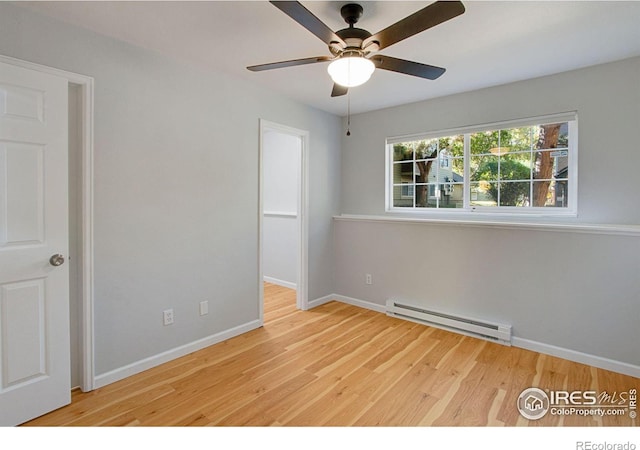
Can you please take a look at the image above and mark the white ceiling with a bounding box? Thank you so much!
[15,1,640,116]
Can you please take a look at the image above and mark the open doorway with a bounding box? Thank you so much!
[259,120,308,324]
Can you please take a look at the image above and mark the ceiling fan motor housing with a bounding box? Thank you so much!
[332,28,373,55]
[331,4,376,56]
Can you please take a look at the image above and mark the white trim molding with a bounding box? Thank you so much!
[307,294,336,310]
[321,293,640,378]
[259,119,310,316]
[333,294,386,314]
[94,319,262,389]
[512,337,640,379]
[334,214,640,237]
[263,276,297,290]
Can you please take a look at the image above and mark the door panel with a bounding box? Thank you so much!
[1,279,46,387]
[0,82,45,123]
[0,60,70,426]
[0,142,45,245]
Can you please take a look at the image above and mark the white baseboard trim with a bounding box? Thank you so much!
[307,294,335,309]
[94,319,262,389]
[332,293,640,378]
[93,296,639,390]
[333,294,386,314]
[512,337,640,379]
[263,276,297,290]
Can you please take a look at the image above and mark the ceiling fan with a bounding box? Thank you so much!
[247,1,465,97]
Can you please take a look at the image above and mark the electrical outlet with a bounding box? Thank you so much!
[163,309,174,326]
[199,300,209,316]
[365,274,373,285]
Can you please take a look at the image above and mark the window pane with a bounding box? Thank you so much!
[503,127,532,152]
[470,155,498,181]
[393,143,414,161]
[533,150,569,180]
[534,122,569,150]
[471,130,499,155]
[557,123,569,147]
[549,180,569,207]
[415,139,438,160]
[393,185,414,207]
[500,154,532,181]
[555,158,569,179]
[450,157,464,182]
[499,181,531,206]
[393,162,413,184]
[414,184,436,208]
[554,152,569,179]
[414,159,437,183]
[440,135,464,157]
[441,183,464,208]
[470,182,497,206]
[532,180,568,207]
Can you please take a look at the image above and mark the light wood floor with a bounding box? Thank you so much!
[24,283,638,426]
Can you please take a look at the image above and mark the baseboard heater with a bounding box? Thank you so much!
[386,299,512,346]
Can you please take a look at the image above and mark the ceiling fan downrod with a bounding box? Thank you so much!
[340,3,363,27]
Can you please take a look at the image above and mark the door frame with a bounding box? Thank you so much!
[258,119,309,322]
[0,55,96,392]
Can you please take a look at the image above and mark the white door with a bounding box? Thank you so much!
[0,61,70,426]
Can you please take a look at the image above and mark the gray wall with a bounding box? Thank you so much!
[337,57,640,368]
[0,3,341,376]
[263,130,300,287]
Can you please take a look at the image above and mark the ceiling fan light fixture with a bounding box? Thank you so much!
[327,55,375,87]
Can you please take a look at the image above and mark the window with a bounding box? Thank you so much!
[387,113,577,215]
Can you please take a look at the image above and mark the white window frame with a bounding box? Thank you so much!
[385,112,578,217]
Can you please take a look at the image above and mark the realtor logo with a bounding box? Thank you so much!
[517,387,550,420]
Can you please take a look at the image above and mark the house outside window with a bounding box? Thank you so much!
[387,112,577,216]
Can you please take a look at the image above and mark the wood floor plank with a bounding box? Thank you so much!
[214,370,318,426]
[431,362,499,426]
[311,366,382,426]
[273,338,394,424]
[23,283,639,427]
[353,356,440,426]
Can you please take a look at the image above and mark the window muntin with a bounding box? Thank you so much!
[388,115,576,215]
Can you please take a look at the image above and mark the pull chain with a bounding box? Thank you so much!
[346,90,351,136]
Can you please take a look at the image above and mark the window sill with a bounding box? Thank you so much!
[333,214,640,236]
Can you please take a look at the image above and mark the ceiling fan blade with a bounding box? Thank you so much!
[331,83,348,97]
[372,55,446,80]
[247,56,332,72]
[363,1,465,51]
[270,1,347,47]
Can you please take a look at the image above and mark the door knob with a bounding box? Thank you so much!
[49,254,65,267]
